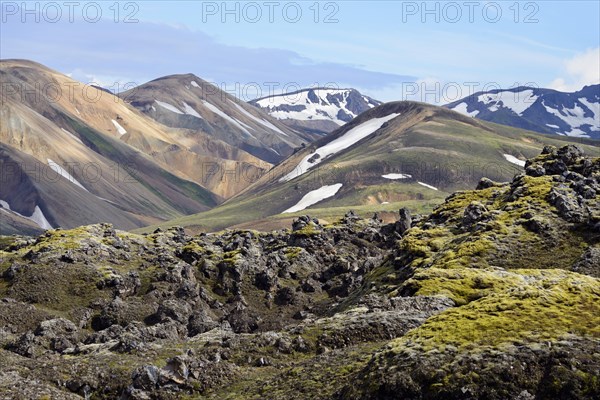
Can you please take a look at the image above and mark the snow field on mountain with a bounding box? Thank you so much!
[282,183,343,213]
[280,113,400,182]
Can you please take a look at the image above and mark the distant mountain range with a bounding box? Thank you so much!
[2,59,599,236]
[143,101,600,233]
[0,60,310,234]
[446,85,600,139]
[252,85,600,141]
[250,88,381,136]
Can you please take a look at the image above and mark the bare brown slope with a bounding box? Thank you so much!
[0,59,269,198]
[120,73,310,163]
[0,143,152,231]
[0,60,229,232]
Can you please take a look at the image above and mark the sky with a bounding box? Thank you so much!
[1,1,599,103]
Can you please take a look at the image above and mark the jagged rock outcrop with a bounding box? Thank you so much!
[340,145,600,399]
[0,210,424,398]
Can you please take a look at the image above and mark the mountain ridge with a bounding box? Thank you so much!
[120,73,311,164]
[446,84,600,139]
[140,100,600,234]
[1,60,249,233]
[250,87,382,136]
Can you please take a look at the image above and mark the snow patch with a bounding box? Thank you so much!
[191,81,200,88]
[542,100,598,137]
[477,90,538,116]
[280,113,400,182]
[61,128,83,145]
[417,181,438,191]
[47,159,88,191]
[452,102,479,117]
[156,100,184,114]
[182,102,203,119]
[503,154,526,167]
[0,199,53,230]
[579,98,600,122]
[201,100,255,138]
[382,173,412,180]
[111,119,127,135]
[282,184,343,214]
[548,98,599,136]
[545,124,559,129]
[257,89,365,125]
[29,206,54,230]
[229,100,288,136]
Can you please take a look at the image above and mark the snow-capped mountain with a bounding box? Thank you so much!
[160,101,600,233]
[446,85,600,139]
[250,88,382,136]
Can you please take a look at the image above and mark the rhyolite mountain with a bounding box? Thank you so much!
[1,60,318,235]
[0,144,598,399]
[0,59,227,235]
[119,74,311,164]
[250,88,382,136]
[145,101,600,233]
[446,84,600,139]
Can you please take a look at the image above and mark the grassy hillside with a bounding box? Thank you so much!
[138,101,600,233]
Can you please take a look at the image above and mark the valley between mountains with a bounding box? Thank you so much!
[2,59,599,237]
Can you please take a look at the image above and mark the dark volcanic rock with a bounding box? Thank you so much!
[7,318,79,357]
[462,201,489,227]
[395,208,412,235]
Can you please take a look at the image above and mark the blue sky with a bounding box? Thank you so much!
[1,1,599,102]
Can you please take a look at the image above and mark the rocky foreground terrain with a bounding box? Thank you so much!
[0,145,598,399]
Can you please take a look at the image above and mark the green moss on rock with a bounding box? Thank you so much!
[391,268,599,350]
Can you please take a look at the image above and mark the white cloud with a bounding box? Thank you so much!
[549,48,600,92]
[2,18,415,97]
